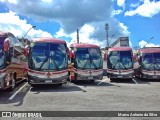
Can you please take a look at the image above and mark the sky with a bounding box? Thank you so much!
[0,0,160,48]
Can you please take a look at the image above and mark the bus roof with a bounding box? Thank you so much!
[108,47,132,51]
[31,37,66,44]
[70,43,99,48]
[140,47,160,54]
[0,31,8,36]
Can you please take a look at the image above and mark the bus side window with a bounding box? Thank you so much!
[3,40,11,65]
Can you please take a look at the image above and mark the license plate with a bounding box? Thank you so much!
[88,77,93,79]
[118,76,122,78]
[153,76,157,78]
[45,80,52,83]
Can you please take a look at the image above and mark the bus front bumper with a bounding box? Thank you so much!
[76,73,103,80]
[28,75,68,85]
[107,71,134,79]
[141,73,160,80]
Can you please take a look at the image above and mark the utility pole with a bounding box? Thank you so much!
[105,23,109,49]
[77,29,79,43]
[143,37,154,48]
[23,26,36,38]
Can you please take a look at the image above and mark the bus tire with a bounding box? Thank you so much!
[8,77,16,92]
[56,83,63,86]
[90,80,95,83]
[110,78,115,82]
[30,84,37,88]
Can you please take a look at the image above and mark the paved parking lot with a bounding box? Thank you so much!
[0,76,160,120]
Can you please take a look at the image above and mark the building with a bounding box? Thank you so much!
[110,37,130,47]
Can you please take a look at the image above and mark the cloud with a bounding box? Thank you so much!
[130,4,139,8]
[0,11,52,39]
[112,9,123,16]
[117,0,125,7]
[55,24,104,47]
[1,0,112,33]
[0,0,130,47]
[55,22,130,48]
[125,0,160,17]
[139,40,160,48]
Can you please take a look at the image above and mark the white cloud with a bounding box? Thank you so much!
[0,11,52,39]
[125,0,160,17]
[0,0,5,2]
[0,0,17,4]
[139,40,160,48]
[55,22,130,48]
[119,22,130,35]
[0,0,130,47]
[1,0,113,33]
[55,24,106,47]
[112,9,123,16]
[117,0,125,7]
[41,0,53,3]
[130,3,140,8]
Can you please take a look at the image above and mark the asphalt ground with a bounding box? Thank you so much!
[0,76,160,120]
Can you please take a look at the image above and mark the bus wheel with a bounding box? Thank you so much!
[56,83,63,86]
[30,84,37,88]
[9,78,16,91]
[110,78,115,82]
[90,80,95,83]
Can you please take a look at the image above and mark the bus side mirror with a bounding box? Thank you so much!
[23,45,29,56]
[103,52,107,61]
[69,50,75,59]
[69,50,75,63]
[133,53,137,62]
[3,40,9,52]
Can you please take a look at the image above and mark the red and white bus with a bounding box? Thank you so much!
[0,31,27,91]
[107,47,134,80]
[27,38,68,87]
[136,47,160,80]
[68,43,103,82]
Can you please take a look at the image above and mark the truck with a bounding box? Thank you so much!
[68,43,103,82]
[27,37,68,87]
[0,31,27,91]
[106,47,134,80]
[136,47,160,80]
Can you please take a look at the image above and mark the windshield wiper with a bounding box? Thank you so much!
[50,57,59,70]
[38,57,59,71]
[38,57,49,71]
[154,60,160,69]
[113,59,120,69]
[90,57,98,69]
[120,62,127,70]
[147,62,154,71]
[152,62,160,70]
[82,59,89,70]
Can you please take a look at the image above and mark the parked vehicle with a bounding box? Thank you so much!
[107,47,134,80]
[27,37,68,87]
[68,43,103,82]
[0,31,27,91]
[136,47,160,80]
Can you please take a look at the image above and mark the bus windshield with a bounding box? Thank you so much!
[141,53,160,70]
[75,48,102,69]
[108,51,133,70]
[29,42,68,71]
